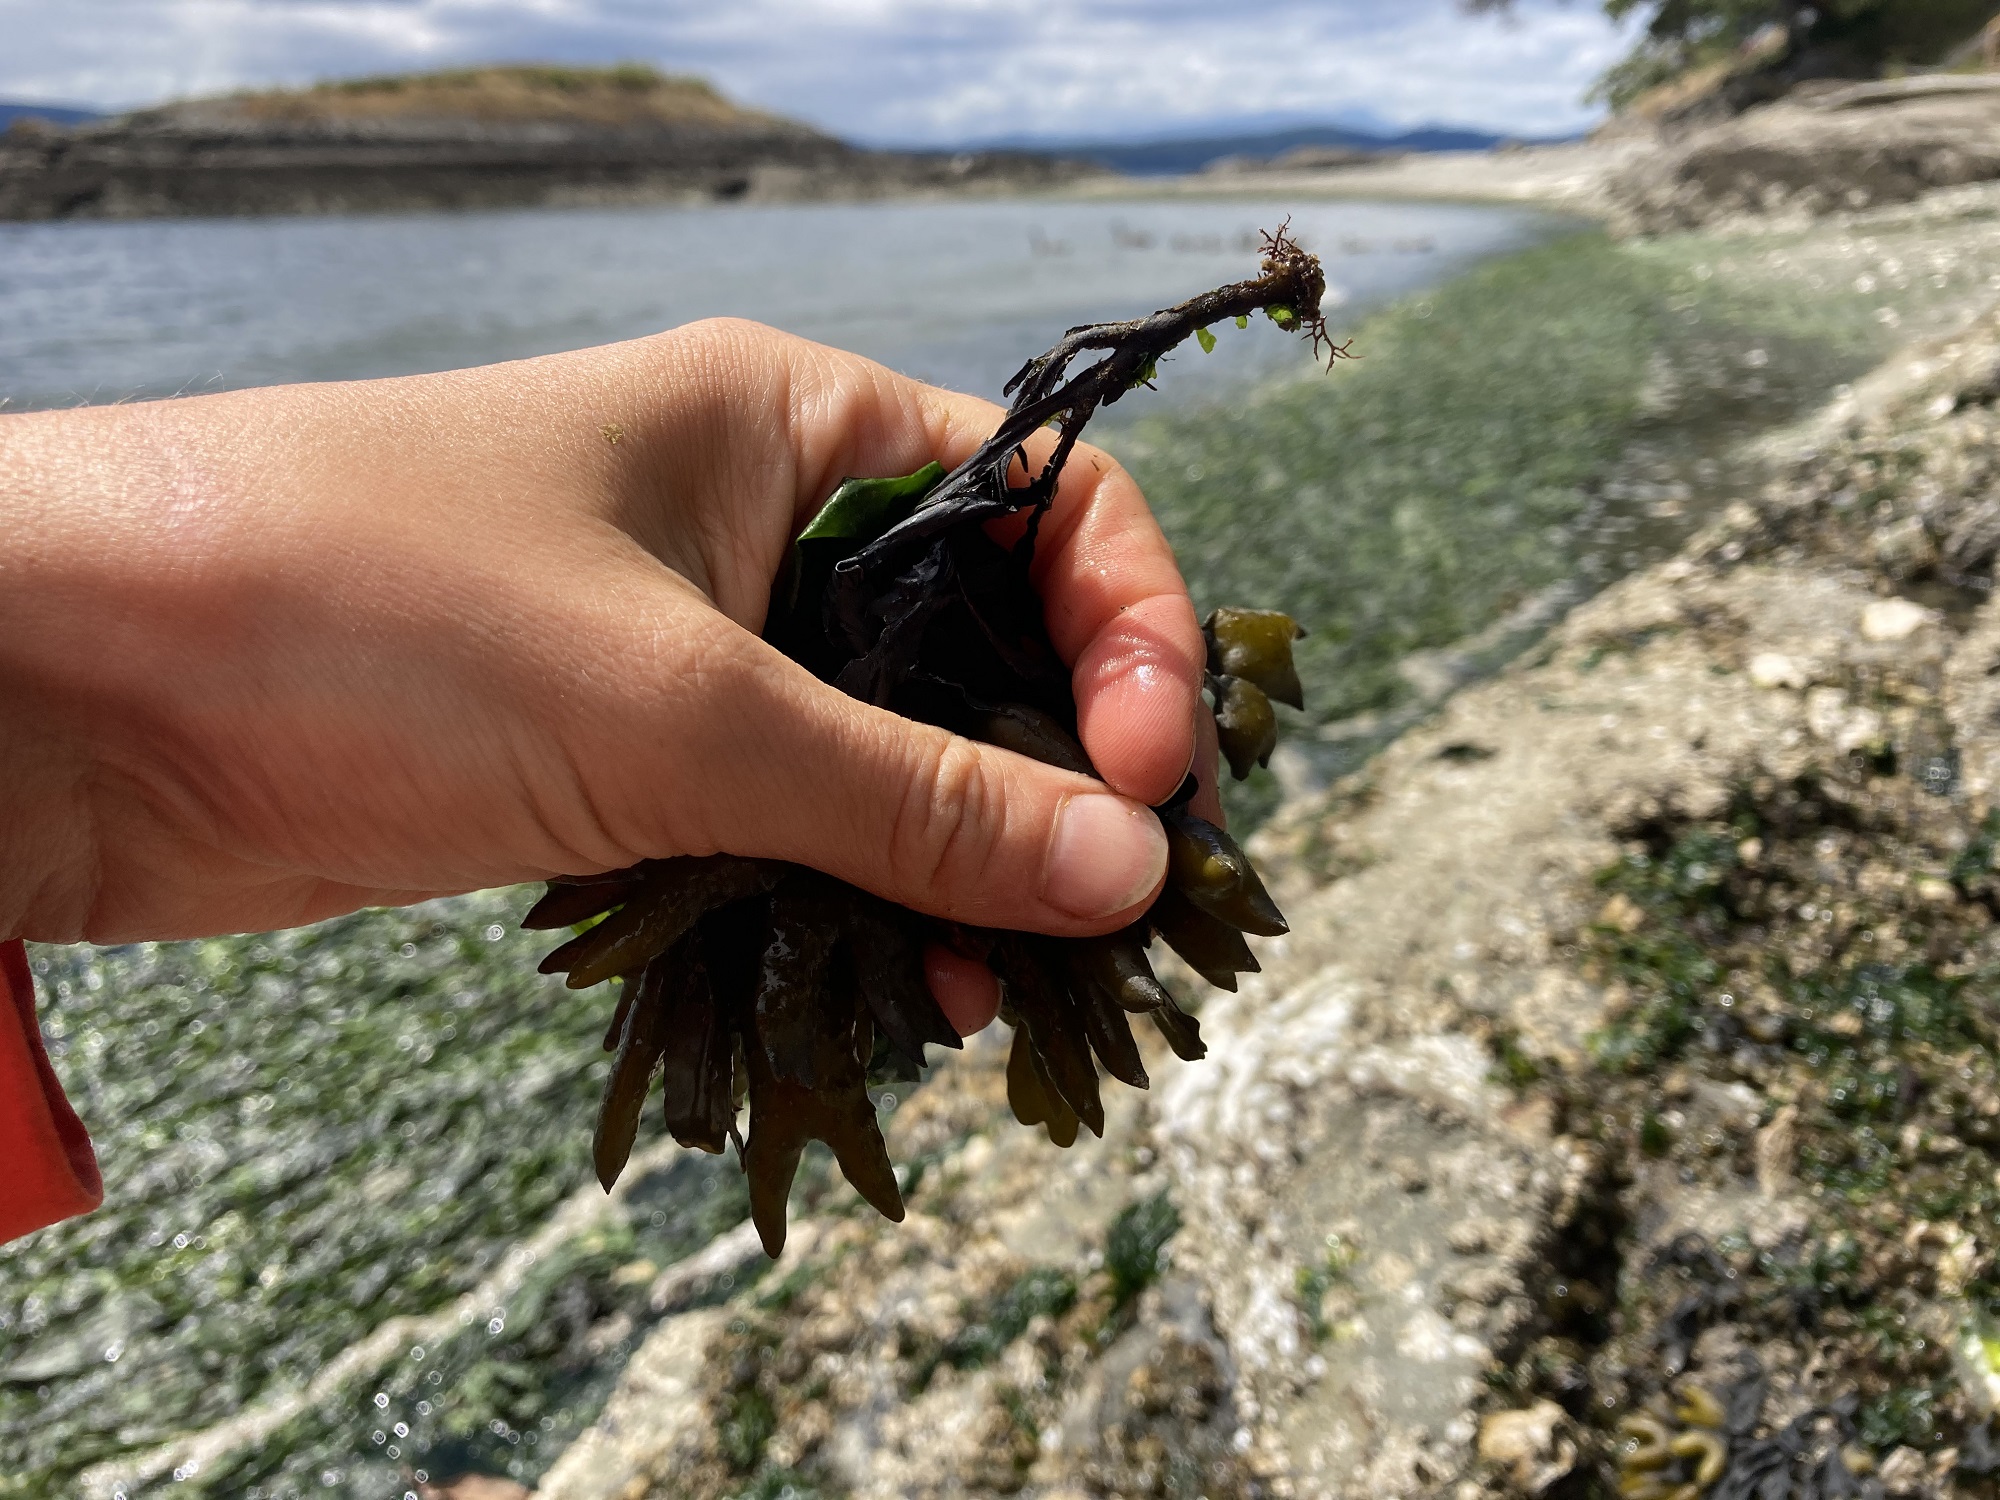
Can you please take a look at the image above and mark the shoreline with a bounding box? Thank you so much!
[1070,138,1642,219]
[0,117,1095,222]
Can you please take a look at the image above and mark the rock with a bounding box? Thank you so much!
[1607,85,2000,234]
[1755,1104,1798,1197]
[607,1259,656,1290]
[1748,651,1808,689]
[1877,1444,1931,1496]
[1446,1219,1495,1255]
[415,1477,531,1500]
[1477,1401,1572,1491]
[1598,892,1646,933]
[1443,1266,1515,1307]
[1862,598,1936,643]
[1126,1328,1226,1420]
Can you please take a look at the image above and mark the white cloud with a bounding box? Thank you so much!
[0,0,1636,143]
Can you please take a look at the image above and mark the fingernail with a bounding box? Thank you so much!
[1043,794,1167,920]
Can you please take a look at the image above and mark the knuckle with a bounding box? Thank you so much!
[888,736,1007,903]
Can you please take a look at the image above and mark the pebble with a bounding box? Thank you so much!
[1477,1400,1566,1477]
[1860,598,1933,642]
[1748,651,1808,689]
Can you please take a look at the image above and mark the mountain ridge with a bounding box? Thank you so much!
[0,102,101,131]
[941,122,1562,176]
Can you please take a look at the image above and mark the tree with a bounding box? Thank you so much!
[1467,0,2000,109]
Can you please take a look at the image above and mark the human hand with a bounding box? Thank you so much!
[0,319,1220,1031]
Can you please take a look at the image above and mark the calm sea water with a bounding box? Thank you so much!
[0,195,1563,414]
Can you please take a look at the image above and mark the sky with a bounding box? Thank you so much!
[0,0,1638,146]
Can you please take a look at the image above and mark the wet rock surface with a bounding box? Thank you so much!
[533,234,2000,1498]
[1608,77,2000,236]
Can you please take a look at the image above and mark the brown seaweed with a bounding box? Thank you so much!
[524,228,1334,1253]
[655,933,737,1155]
[1006,1023,1081,1148]
[741,952,902,1256]
[1075,974,1150,1090]
[1147,885,1259,990]
[538,855,778,990]
[751,874,843,1087]
[845,894,962,1067]
[1149,998,1208,1062]
[1205,607,1306,710]
[990,934,1106,1137]
[593,954,675,1190]
[1160,806,1288,937]
[1212,672,1279,780]
[1068,929,1172,1014]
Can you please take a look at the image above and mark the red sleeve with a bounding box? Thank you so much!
[0,938,103,1243]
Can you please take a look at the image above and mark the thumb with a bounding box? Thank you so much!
[651,632,1168,935]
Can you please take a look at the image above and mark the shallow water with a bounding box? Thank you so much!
[0,195,1562,413]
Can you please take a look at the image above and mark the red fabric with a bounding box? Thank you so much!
[0,938,102,1243]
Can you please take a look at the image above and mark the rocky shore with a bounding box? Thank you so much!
[1134,73,2000,243]
[0,118,1086,221]
[493,229,2000,1500]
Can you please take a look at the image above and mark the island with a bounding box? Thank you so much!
[0,64,1092,221]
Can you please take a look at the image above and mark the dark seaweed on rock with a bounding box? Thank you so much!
[530,228,1334,1254]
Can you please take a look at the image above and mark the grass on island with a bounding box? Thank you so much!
[144,64,789,132]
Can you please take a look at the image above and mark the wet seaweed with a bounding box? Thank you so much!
[528,229,1334,1254]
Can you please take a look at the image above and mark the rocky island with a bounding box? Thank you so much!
[0,65,1092,221]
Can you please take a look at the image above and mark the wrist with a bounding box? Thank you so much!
[0,402,216,940]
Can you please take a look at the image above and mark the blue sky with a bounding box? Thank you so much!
[1,0,1636,145]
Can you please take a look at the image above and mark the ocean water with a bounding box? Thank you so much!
[0,195,1563,414]
[0,193,1571,1500]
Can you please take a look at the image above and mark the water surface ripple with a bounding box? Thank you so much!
[0,196,1562,413]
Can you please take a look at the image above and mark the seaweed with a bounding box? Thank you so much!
[528,228,1336,1254]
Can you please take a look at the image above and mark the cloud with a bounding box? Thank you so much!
[0,0,1635,143]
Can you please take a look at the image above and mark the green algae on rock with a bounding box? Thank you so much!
[532,230,1331,1257]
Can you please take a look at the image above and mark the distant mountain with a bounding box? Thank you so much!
[0,102,101,131]
[968,123,1538,177]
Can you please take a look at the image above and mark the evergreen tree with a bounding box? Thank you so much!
[1468,0,1998,108]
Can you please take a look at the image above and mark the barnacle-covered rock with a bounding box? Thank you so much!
[527,229,1336,1254]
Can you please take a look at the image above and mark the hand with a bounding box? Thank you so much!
[0,319,1215,1031]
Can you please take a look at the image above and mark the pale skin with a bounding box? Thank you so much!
[0,317,1226,1036]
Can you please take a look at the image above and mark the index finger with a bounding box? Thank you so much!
[1013,438,1205,806]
